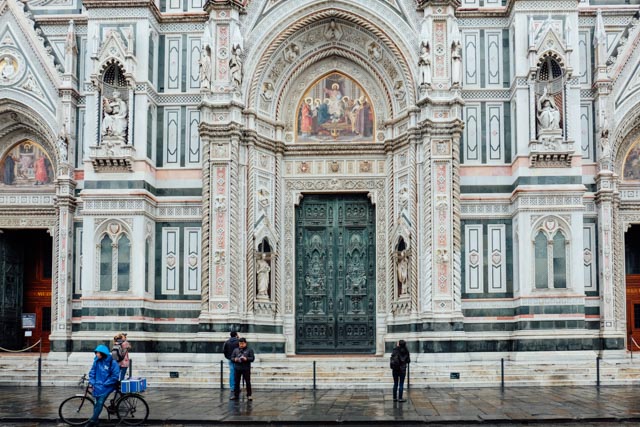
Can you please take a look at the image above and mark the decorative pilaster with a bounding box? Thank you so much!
[199,116,243,320]
[595,168,620,334]
[50,171,77,342]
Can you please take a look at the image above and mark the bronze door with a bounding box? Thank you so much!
[295,194,376,354]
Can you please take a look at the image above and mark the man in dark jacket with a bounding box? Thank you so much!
[222,331,239,396]
[87,344,120,426]
[390,340,411,402]
[230,338,255,401]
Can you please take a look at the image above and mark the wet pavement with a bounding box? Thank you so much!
[1,385,640,425]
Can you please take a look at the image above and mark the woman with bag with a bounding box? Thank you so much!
[111,332,131,380]
[390,340,410,402]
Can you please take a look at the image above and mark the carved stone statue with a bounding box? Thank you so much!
[283,43,300,63]
[397,250,408,296]
[537,88,561,132]
[368,42,382,61]
[57,124,69,163]
[261,82,274,101]
[101,91,128,139]
[256,254,271,299]
[324,19,343,41]
[418,41,431,87]
[65,20,77,53]
[229,44,243,88]
[199,46,212,90]
[451,40,462,87]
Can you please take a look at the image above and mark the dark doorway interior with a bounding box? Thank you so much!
[0,229,52,352]
[625,225,640,351]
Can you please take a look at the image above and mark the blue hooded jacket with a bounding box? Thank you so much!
[89,344,120,397]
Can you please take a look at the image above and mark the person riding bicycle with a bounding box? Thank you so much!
[87,344,120,426]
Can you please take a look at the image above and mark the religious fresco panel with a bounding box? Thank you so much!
[296,73,375,143]
[1,140,54,187]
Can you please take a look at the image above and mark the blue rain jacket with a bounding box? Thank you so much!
[89,344,120,397]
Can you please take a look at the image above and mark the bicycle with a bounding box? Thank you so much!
[58,374,149,426]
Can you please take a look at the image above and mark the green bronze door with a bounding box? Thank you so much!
[295,194,376,354]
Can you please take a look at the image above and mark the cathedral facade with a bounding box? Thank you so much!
[2,0,640,383]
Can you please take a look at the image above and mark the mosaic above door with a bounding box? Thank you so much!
[296,72,375,143]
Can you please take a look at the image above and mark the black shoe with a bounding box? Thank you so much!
[398,399,407,402]
[230,396,239,400]
[247,396,252,401]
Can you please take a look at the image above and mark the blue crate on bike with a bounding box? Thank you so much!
[120,377,147,393]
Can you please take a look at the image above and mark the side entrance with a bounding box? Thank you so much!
[295,194,376,354]
[0,230,52,352]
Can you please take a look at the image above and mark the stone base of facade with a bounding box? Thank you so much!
[1,350,638,388]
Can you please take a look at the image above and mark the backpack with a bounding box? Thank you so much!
[389,351,400,370]
[112,345,124,362]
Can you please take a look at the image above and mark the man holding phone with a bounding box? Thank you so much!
[229,338,255,401]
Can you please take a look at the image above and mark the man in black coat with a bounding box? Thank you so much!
[222,331,239,397]
[230,338,255,401]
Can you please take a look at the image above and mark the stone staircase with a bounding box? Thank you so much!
[2,352,640,389]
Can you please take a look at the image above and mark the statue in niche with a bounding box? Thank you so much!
[451,40,462,87]
[57,124,69,164]
[397,250,408,296]
[256,254,271,299]
[537,88,561,132]
[101,91,128,138]
[65,20,76,53]
[198,45,212,90]
[418,41,431,87]
[229,44,243,88]
[324,20,343,41]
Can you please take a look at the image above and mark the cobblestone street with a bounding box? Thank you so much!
[2,385,640,425]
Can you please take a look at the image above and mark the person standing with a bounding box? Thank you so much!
[223,331,239,397]
[230,338,255,401]
[390,340,411,402]
[111,332,131,380]
[87,344,120,427]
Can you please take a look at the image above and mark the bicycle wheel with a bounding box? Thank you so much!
[116,394,149,425]
[59,395,95,426]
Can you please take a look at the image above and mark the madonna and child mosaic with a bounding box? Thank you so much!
[1,141,54,187]
[296,73,374,142]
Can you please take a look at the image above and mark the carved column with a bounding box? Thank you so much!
[596,168,622,336]
[50,171,77,347]
[199,120,243,321]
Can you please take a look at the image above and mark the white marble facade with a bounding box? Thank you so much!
[0,0,639,363]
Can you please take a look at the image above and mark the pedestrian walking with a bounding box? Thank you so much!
[230,337,255,401]
[390,340,410,402]
[223,331,239,397]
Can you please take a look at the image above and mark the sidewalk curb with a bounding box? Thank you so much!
[3,417,640,425]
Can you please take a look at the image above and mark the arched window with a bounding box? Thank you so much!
[97,223,131,292]
[534,231,548,289]
[534,224,568,290]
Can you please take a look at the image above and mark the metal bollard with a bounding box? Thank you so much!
[37,339,42,388]
[128,358,133,379]
[501,358,504,389]
[313,361,316,390]
[407,362,410,390]
[220,360,224,389]
[596,357,601,388]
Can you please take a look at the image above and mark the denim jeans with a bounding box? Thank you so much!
[91,392,110,423]
[392,369,406,400]
[228,360,236,391]
[119,367,128,381]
